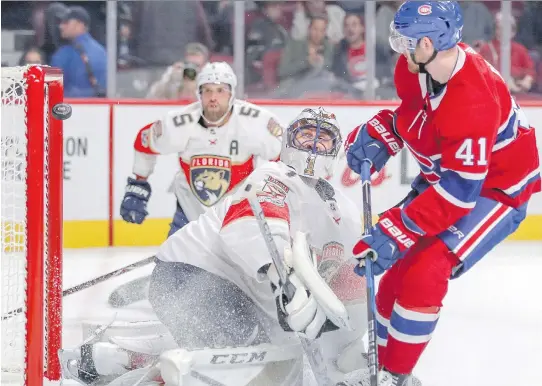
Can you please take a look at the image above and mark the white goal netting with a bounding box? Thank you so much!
[2,68,30,384]
[1,66,52,385]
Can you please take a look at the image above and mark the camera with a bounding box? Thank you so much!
[183,62,198,80]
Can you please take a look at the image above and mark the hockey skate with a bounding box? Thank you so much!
[59,318,118,385]
[59,319,175,385]
[337,368,422,386]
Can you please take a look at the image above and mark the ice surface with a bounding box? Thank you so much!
[7,242,540,386]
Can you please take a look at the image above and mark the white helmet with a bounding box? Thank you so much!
[280,108,343,180]
[196,62,237,126]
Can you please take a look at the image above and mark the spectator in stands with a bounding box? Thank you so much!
[291,0,345,44]
[459,1,494,49]
[245,1,288,85]
[204,0,235,54]
[516,2,542,53]
[332,13,390,95]
[332,14,367,87]
[277,14,334,96]
[336,1,364,14]
[132,1,214,66]
[375,2,402,50]
[117,13,138,69]
[147,43,209,100]
[3,46,45,98]
[19,46,45,65]
[516,2,542,93]
[478,12,536,94]
[51,6,106,97]
[40,2,70,64]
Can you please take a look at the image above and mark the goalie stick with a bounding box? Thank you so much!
[1,256,156,320]
[244,183,332,386]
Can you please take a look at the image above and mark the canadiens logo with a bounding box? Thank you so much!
[189,155,232,207]
[418,4,432,15]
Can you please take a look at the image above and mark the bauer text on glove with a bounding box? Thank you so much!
[353,208,425,276]
[345,110,403,174]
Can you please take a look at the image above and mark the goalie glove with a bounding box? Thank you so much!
[264,231,352,340]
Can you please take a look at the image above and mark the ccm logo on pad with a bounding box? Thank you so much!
[380,218,415,248]
[368,118,402,155]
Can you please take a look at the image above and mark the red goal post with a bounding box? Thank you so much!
[1,66,64,385]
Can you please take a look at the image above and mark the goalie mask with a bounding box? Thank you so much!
[280,108,342,179]
[196,62,238,126]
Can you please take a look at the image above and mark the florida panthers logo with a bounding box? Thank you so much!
[189,155,232,206]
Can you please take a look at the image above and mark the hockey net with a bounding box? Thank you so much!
[1,66,64,385]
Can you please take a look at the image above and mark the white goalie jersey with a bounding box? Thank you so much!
[132,100,284,220]
[157,161,366,319]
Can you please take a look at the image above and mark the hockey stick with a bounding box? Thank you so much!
[244,184,332,386]
[360,162,379,386]
[1,256,156,320]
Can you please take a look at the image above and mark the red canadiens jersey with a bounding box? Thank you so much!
[392,43,540,236]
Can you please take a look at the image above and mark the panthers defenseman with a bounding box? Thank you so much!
[59,108,370,386]
[111,62,284,307]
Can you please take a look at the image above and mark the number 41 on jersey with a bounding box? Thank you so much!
[455,138,488,166]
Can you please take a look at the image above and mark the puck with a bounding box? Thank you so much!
[52,103,72,120]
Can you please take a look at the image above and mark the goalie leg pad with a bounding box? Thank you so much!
[92,342,131,376]
[159,342,304,386]
[149,261,272,349]
[82,320,170,343]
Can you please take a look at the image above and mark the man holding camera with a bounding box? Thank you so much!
[147,42,209,100]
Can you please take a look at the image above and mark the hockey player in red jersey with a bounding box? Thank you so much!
[342,2,541,385]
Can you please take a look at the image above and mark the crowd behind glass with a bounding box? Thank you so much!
[2,0,541,100]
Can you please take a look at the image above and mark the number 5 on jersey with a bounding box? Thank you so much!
[455,138,488,166]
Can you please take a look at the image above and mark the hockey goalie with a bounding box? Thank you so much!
[60,108,370,386]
